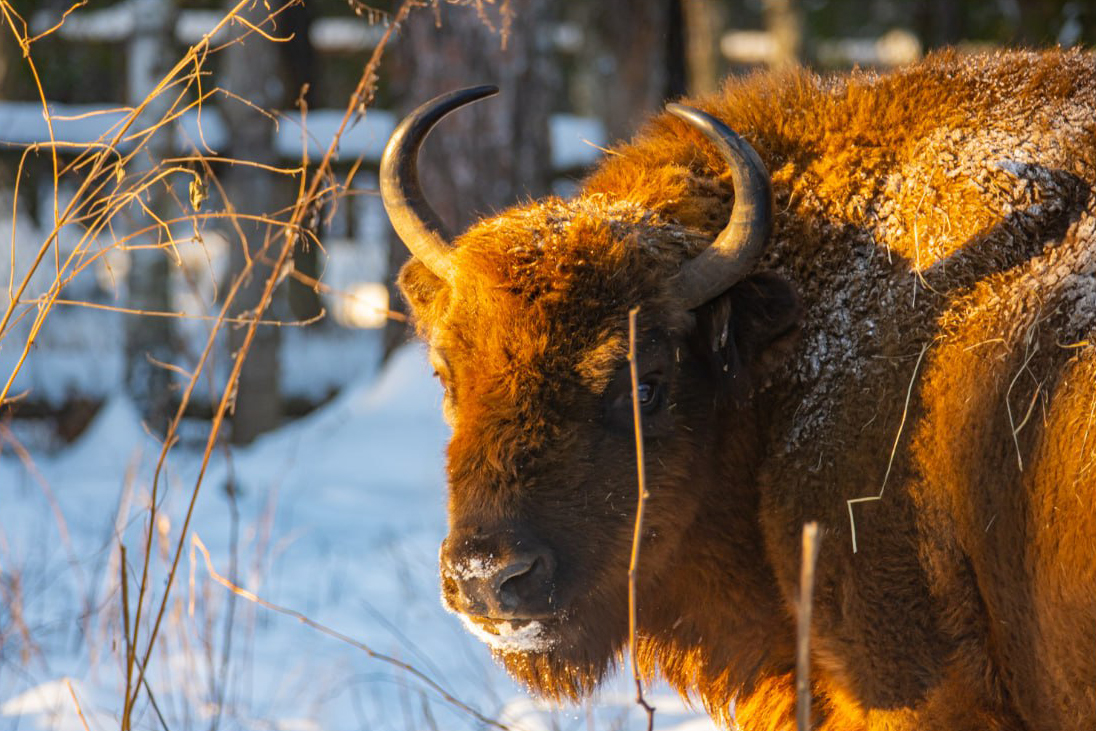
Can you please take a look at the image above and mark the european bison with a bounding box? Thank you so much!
[380,49,1096,730]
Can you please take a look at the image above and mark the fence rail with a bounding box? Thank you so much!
[31,3,386,51]
[721,28,923,67]
[0,103,607,171]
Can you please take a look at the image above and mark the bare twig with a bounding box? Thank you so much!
[39,298,324,326]
[191,533,511,731]
[127,3,422,722]
[0,0,259,406]
[27,0,87,44]
[64,678,92,731]
[119,543,134,724]
[626,306,656,731]
[2,3,514,729]
[796,522,821,731]
[846,342,929,553]
[1005,323,1043,473]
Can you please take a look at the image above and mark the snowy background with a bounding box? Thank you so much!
[0,336,716,731]
[0,6,711,724]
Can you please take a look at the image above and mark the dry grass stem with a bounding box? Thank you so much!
[796,522,821,731]
[0,0,258,391]
[1005,323,1044,473]
[1,1,517,728]
[190,533,511,731]
[41,298,324,326]
[627,306,656,731]
[123,4,422,724]
[846,341,929,553]
[64,678,92,731]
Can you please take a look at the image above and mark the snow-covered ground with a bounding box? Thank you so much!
[0,343,716,731]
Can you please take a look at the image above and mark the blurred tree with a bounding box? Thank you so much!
[218,0,287,444]
[381,0,561,359]
[124,0,178,433]
[572,0,686,143]
[763,0,804,68]
[914,0,965,48]
[0,4,21,212]
[279,0,325,324]
[0,14,12,95]
[683,0,726,96]
[1013,0,1092,46]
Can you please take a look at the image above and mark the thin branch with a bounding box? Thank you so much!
[796,522,821,731]
[127,2,422,719]
[846,341,929,553]
[626,306,656,731]
[64,678,92,731]
[27,0,87,44]
[191,533,511,731]
[41,298,324,326]
[119,543,134,723]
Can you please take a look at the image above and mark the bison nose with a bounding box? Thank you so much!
[442,549,556,619]
[495,553,553,612]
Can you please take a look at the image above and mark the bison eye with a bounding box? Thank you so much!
[637,380,663,414]
[605,368,668,430]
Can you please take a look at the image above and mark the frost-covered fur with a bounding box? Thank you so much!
[399,49,1096,730]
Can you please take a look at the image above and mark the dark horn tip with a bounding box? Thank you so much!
[461,84,501,98]
[665,103,721,141]
[383,85,500,169]
[380,85,500,283]
[406,85,500,129]
[663,103,774,309]
[665,103,770,177]
[665,102,708,129]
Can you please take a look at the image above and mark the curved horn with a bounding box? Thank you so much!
[665,104,773,309]
[380,85,499,283]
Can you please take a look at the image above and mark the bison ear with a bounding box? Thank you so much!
[398,258,449,335]
[693,272,800,396]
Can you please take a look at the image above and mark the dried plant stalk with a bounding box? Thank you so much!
[796,521,821,731]
[627,306,656,731]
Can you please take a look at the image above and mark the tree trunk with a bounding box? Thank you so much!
[123,0,177,433]
[762,0,804,69]
[279,1,324,324]
[683,0,724,97]
[913,0,964,50]
[219,0,285,444]
[576,0,686,144]
[382,0,560,359]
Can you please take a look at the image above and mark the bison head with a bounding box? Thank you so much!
[381,87,799,699]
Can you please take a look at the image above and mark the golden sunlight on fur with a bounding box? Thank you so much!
[394,49,1095,730]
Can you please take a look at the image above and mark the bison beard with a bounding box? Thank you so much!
[382,49,1096,731]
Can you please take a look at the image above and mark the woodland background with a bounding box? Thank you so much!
[3,0,1094,442]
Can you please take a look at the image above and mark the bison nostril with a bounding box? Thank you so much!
[443,543,556,618]
[496,555,551,611]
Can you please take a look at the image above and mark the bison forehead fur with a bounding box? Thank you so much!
[394,49,1096,730]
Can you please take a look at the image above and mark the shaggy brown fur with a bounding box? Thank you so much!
[398,49,1096,730]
